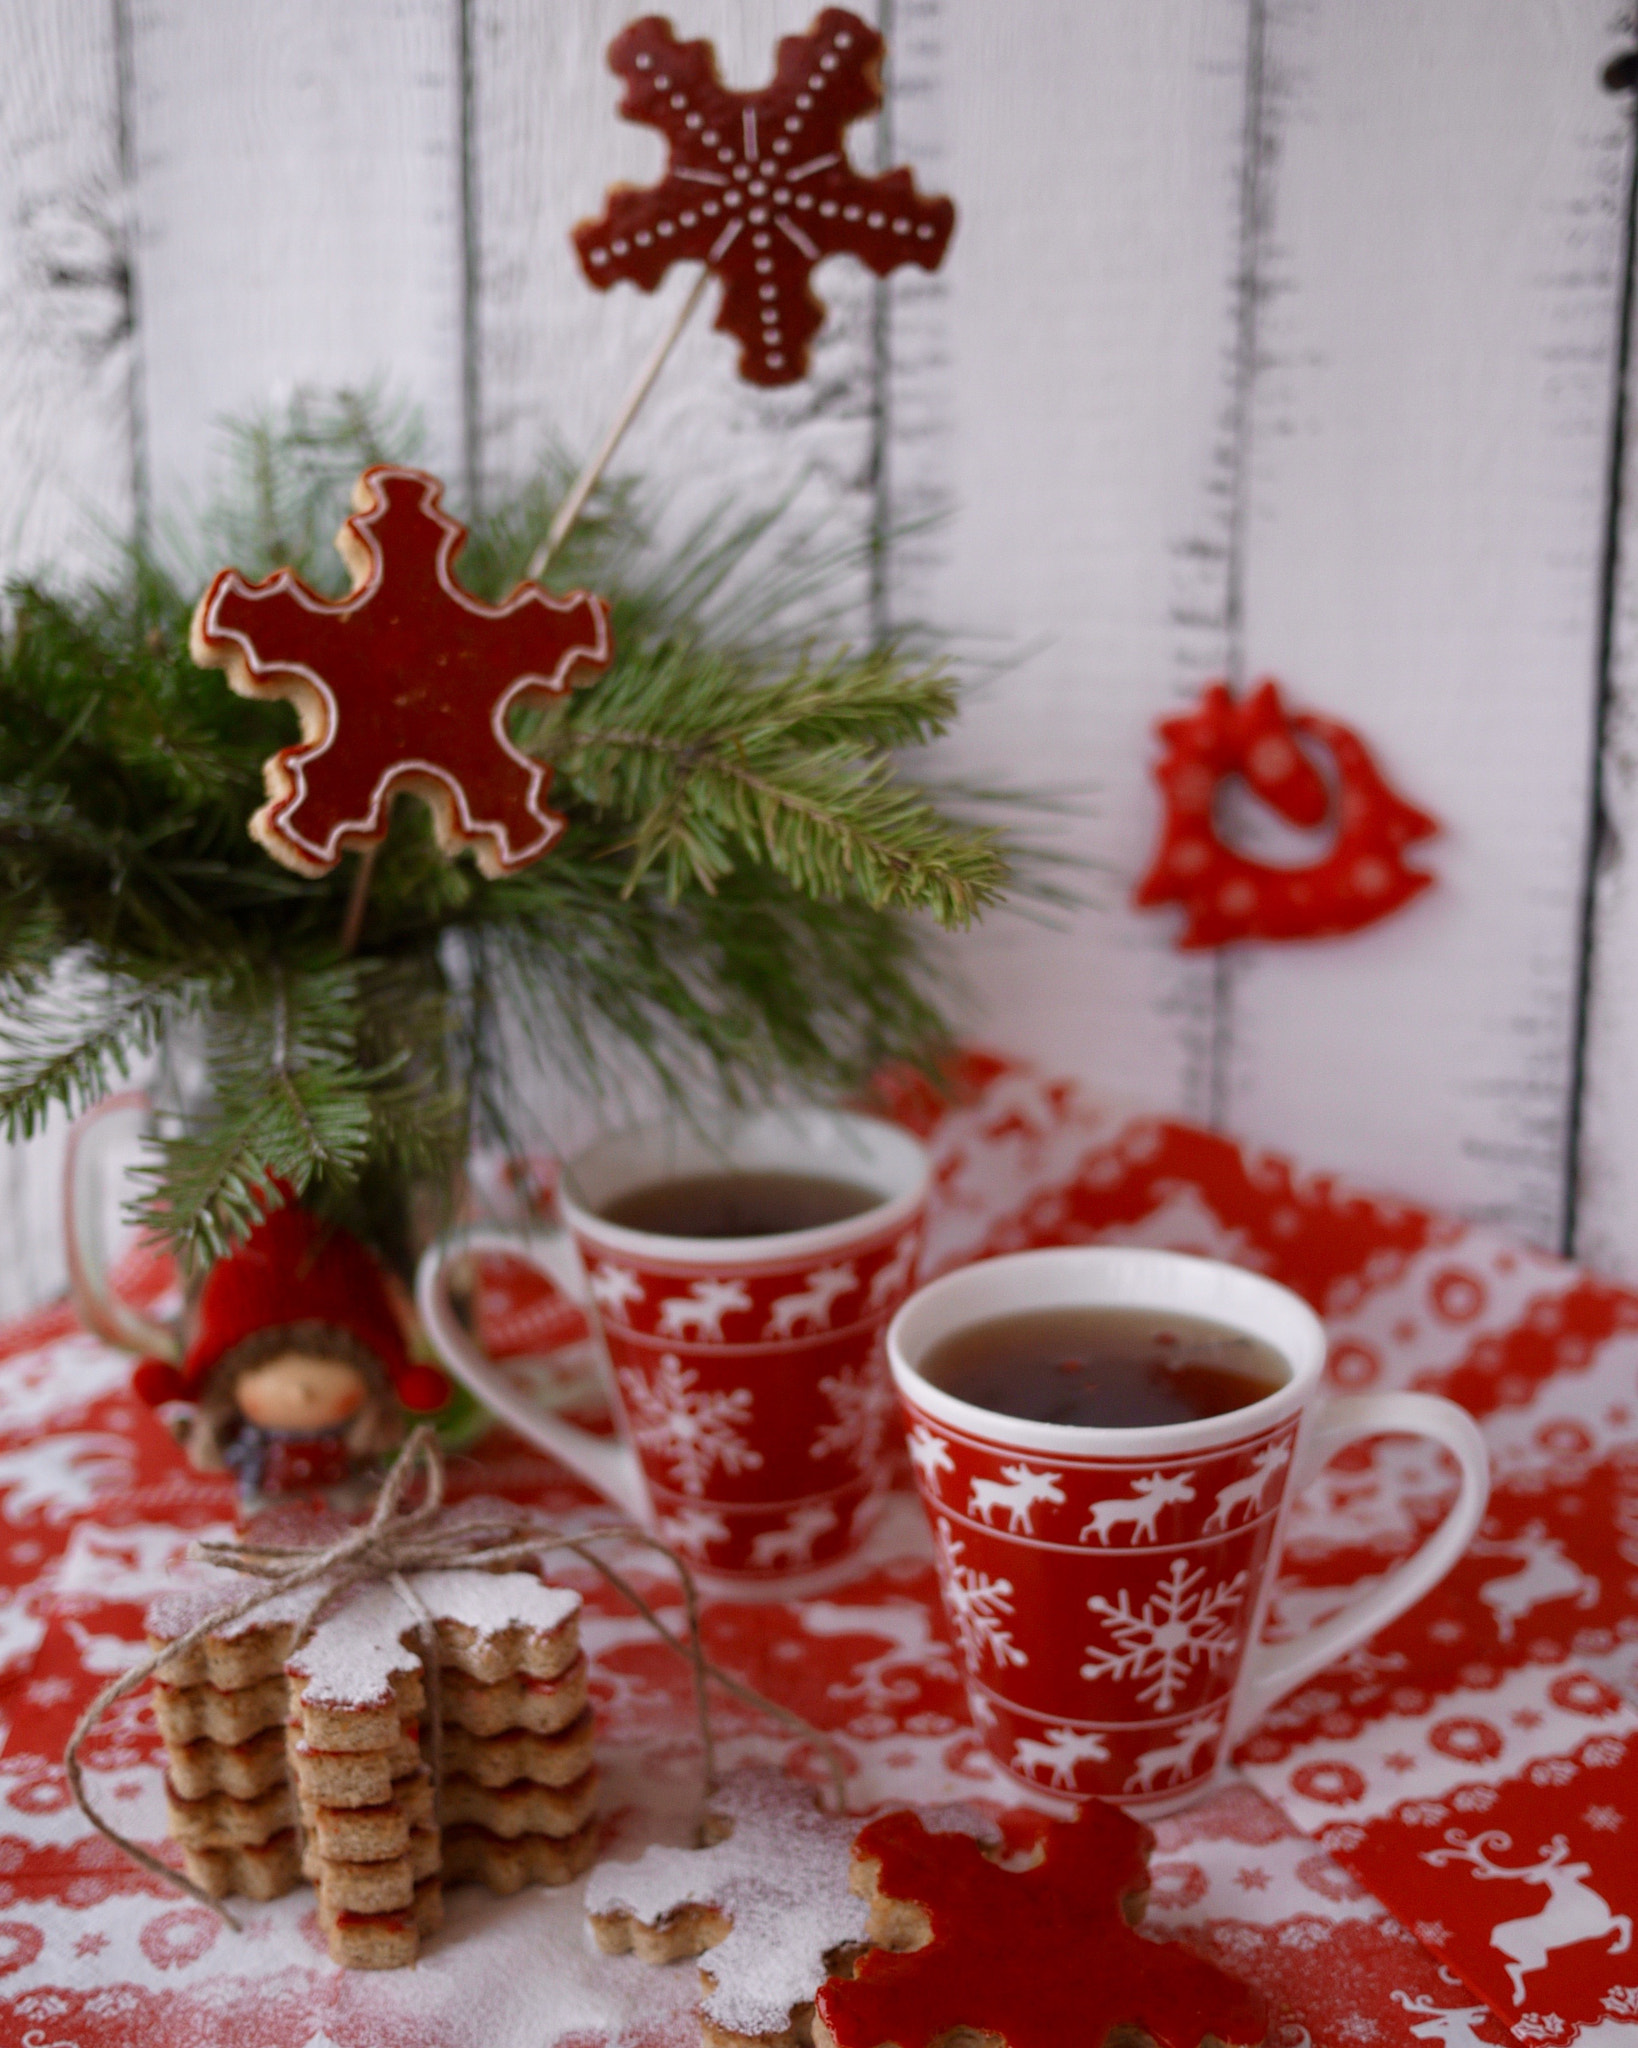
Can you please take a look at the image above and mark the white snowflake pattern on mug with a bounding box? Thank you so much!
[1080,1555,1248,1711]
[933,1517,1028,1672]
[617,1355,763,1495]
[809,1358,894,1472]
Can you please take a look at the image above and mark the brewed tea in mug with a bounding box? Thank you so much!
[597,1169,881,1239]
[919,1304,1290,1430]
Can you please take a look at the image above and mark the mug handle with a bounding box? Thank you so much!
[1229,1390,1489,1741]
[64,1092,182,1361]
[414,1226,650,1524]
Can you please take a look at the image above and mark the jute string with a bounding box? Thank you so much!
[64,1425,847,1930]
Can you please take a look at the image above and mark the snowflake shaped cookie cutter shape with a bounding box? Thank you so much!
[190,466,611,878]
[1134,678,1439,947]
[573,9,956,386]
[586,1766,869,2043]
[812,1802,1270,2048]
[616,1353,763,1495]
[1080,1555,1250,1713]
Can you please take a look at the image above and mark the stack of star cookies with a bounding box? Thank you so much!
[147,1559,597,1967]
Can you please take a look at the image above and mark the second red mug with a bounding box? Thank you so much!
[417,1107,929,1590]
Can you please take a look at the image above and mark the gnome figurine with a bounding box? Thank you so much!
[132,1202,450,1508]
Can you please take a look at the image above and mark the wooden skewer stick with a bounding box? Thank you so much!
[527,267,712,582]
[338,842,379,956]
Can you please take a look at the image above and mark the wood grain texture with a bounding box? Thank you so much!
[4,0,1638,1310]
[1224,0,1629,1247]
[886,0,1253,1122]
[1570,65,1638,1283]
[0,0,134,583]
[0,0,136,1319]
[125,0,467,521]
[472,0,881,621]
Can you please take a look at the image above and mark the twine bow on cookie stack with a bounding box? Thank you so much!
[64,1426,843,1927]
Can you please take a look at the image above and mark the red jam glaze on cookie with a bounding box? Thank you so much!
[191,466,610,880]
[814,1803,1269,2048]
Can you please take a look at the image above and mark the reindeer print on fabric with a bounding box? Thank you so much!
[1424,1830,1633,2006]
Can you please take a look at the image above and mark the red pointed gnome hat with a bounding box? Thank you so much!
[133,1202,449,1414]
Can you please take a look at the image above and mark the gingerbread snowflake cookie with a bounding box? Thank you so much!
[813,1801,1270,2048]
[586,1767,870,2048]
[574,10,955,386]
[190,464,610,880]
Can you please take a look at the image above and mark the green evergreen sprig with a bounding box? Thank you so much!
[0,390,1019,1270]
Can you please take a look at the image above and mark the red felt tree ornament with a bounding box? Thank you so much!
[573,9,955,387]
[191,466,612,879]
[1135,678,1440,949]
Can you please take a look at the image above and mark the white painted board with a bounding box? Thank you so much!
[125,0,467,528]
[890,0,1255,1125]
[1225,0,1630,1249]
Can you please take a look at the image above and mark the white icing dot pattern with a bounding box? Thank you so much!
[574,13,953,385]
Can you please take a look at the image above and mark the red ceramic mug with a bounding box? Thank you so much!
[888,1247,1489,1812]
[416,1107,929,1591]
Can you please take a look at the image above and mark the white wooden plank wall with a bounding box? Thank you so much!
[0,0,135,1309]
[472,0,879,615]
[1228,0,1630,1245]
[2,0,1637,1316]
[888,0,1253,1125]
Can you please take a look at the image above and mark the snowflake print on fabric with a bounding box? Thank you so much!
[618,1354,763,1495]
[573,10,955,385]
[809,1358,894,1472]
[933,1518,1026,1673]
[1080,1556,1248,1712]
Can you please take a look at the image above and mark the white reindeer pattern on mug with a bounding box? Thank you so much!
[967,1464,1066,1535]
[1203,1437,1293,1531]
[656,1277,753,1342]
[1010,1725,1110,1788]
[1079,1470,1196,1545]
[1125,1706,1226,1793]
[749,1500,839,1569]
[764,1263,859,1338]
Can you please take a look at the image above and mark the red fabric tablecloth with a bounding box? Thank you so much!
[1,1052,1635,2048]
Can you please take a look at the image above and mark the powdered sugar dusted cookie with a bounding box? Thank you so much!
[145,1537,596,1967]
[587,1767,868,2048]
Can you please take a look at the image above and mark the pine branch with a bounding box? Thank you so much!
[547,647,1006,925]
[131,966,380,1264]
[0,386,1054,1266]
[0,973,186,1140]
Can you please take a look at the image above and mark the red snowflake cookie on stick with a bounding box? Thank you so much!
[573,9,955,386]
[1135,678,1439,948]
[190,466,611,879]
[813,1802,1269,2048]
